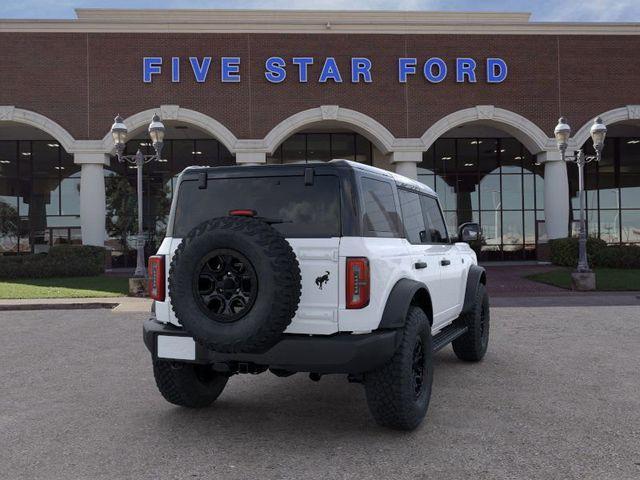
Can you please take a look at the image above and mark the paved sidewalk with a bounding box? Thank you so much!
[0,296,152,313]
[483,265,568,297]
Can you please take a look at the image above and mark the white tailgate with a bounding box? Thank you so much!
[154,236,340,334]
[285,238,340,335]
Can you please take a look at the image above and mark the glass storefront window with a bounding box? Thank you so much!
[434,139,455,174]
[0,140,80,253]
[620,182,640,209]
[524,211,536,245]
[500,138,523,174]
[307,134,331,162]
[268,132,373,165]
[621,210,640,243]
[282,134,306,163]
[331,133,355,161]
[502,210,524,249]
[568,136,640,244]
[0,141,18,177]
[479,175,501,211]
[456,138,478,172]
[501,175,523,210]
[60,188,78,218]
[355,134,372,164]
[478,139,499,174]
[599,210,620,243]
[419,136,546,260]
[455,175,479,211]
[523,174,536,210]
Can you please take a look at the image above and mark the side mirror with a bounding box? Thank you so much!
[458,222,481,243]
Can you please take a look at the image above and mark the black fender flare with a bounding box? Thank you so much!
[378,278,432,330]
[461,265,487,315]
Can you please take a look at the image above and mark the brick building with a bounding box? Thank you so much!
[0,9,639,263]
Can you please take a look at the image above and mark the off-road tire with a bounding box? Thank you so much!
[169,216,301,354]
[364,306,433,431]
[153,360,228,408]
[452,282,490,362]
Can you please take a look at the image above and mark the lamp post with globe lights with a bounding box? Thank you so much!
[553,116,607,288]
[110,114,166,278]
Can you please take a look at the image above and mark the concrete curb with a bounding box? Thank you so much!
[0,302,119,311]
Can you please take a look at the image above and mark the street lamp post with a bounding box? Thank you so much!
[553,116,607,281]
[110,114,166,278]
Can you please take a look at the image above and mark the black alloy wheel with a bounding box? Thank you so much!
[193,249,258,323]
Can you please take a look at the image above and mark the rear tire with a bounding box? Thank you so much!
[452,283,490,362]
[364,306,433,431]
[153,361,228,408]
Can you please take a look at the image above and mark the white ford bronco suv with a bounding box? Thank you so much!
[143,159,489,430]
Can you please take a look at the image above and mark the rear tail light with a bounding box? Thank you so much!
[346,257,370,309]
[229,209,256,217]
[148,256,165,301]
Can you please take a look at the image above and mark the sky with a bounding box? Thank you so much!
[1,0,640,22]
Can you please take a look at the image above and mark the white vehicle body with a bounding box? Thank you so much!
[154,161,477,337]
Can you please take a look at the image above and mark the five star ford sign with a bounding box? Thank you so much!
[142,56,508,84]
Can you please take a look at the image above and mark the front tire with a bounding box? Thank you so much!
[153,361,228,408]
[364,306,433,431]
[452,282,490,362]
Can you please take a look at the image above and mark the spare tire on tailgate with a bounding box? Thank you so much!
[169,216,301,353]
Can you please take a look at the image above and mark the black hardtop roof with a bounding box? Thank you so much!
[180,159,437,196]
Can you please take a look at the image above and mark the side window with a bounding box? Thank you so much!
[420,195,449,243]
[361,177,402,237]
[399,189,427,244]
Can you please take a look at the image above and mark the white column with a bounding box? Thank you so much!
[75,152,109,246]
[538,151,569,239]
[236,151,266,165]
[391,151,422,180]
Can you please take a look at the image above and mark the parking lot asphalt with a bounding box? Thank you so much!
[1,306,639,480]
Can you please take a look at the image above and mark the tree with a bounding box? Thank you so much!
[105,174,171,254]
[0,201,21,251]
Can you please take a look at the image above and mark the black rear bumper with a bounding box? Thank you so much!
[143,318,400,374]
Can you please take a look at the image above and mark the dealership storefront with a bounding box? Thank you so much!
[0,9,639,264]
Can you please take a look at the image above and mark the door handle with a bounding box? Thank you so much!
[440,259,451,266]
[414,262,427,269]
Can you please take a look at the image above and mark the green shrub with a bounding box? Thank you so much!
[550,237,640,269]
[0,245,106,279]
[593,245,640,269]
[549,237,607,267]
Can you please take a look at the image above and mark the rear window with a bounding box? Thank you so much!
[172,175,341,238]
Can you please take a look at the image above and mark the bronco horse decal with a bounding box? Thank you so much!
[315,271,330,290]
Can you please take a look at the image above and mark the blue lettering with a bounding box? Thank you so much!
[265,56,287,83]
[456,58,477,83]
[171,57,180,83]
[221,57,241,83]
[292,57,314,82]
[351,57,372,83]
[398,58,417,83]
[487,58,508,83]
[424,57,447,83]
[143,57,162,83]
[319,57,342,83]
[189,57,211,83]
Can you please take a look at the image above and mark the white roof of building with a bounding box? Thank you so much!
[1,9,639,35]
